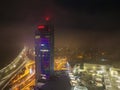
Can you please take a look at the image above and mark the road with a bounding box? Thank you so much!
[0,47,29,89]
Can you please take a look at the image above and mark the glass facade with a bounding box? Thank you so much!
[35,24,54,82]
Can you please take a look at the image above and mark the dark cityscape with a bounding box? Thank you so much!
[0,0,120,90]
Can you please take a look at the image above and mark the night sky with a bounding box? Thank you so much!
[0,0,120,68]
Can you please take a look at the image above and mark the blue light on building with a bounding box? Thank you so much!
[35,21,54,83]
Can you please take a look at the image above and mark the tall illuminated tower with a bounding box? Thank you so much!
[35,18,54,83]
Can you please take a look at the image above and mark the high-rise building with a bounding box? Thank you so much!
[35,18,54,83]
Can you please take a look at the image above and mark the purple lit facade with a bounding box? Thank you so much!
[35,23,54,83]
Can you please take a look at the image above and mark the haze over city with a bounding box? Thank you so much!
[0,0,120,90]
[0,0,120,70]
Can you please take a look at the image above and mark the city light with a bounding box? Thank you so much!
[45,17,50,21]
[38,25,45,29]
